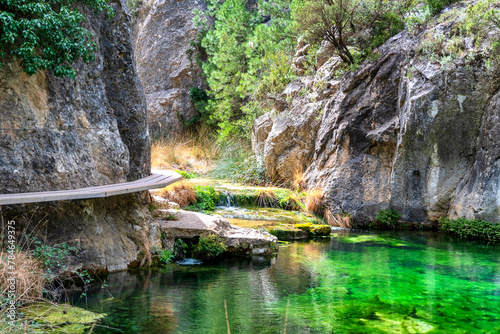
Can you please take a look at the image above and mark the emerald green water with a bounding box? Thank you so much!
[77,231,500,333]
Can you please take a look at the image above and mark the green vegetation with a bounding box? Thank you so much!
[464,0,500,67]
[193,234,227,260]
[295,223,331,236]
[193,185,220,211]
[267,226,307,240]
[374,209,401,228]
[192,0,295,139]
[440,217,500,241]
[159,249,175,264]
[20,303,106,334]
[176,170,198,179]
[210,140,269,185]
[0,0,113,78]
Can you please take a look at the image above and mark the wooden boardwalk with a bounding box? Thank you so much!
[0,169,182,205]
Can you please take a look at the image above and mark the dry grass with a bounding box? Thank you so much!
[305,189,324,216]
[151,127,220,173]
[256,190,277,207]
[291,166,306,191]
[0,250,45,305]
[325,208,353,229]
[156,181,196,207]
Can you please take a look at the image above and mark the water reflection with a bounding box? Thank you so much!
[77,231,500,333]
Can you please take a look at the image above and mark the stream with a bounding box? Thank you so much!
[73,229,500,333]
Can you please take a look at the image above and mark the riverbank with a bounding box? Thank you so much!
[68,229,500,333]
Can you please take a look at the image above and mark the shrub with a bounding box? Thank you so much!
[176,170,198,179]
[0,250,44,305]
[159,249,175,264]
[193,234,227,259]
[193,185,220,211]
[0,0,113,78]
[375,209,401,228]
[295,223,331,236]
[440,217,500,241]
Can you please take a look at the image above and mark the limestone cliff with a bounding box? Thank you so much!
[134,0,207,135]
[253,8,500,223]
[0,0,157,271]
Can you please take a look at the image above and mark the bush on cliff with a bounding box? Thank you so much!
[0,0,113,78]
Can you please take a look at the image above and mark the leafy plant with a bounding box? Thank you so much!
[29,237,77,278]
[193,234,227,260]
[192,185,220,211]
[176,170,198,179]
[159,249,175,264]
[375,209,401,228]
[440,217,500,241]
[0,0,113,78]
[174,239,189,259]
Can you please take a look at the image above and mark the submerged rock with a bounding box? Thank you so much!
[158,210,278,255]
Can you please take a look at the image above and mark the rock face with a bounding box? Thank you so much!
[0,0,156,271]
[3,195,161,272]
[0,0,150,193]
[159,210,278,255]
[253,14,500,223]
[134,0,207,135]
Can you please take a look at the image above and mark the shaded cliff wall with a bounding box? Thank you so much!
[134,0,207,135]
[254,17,500,223]
[0,0,158,271]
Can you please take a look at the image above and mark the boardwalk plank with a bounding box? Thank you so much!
[0,170,181,205]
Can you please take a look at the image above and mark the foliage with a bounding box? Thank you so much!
[325,209,353,228]
[295,223,331,236]
[0,0,113,78]
[211,139,270,185]
[174,239,189,259]
[256,190,278,208]
[29,236,77,278]
[463,0,500,66]
[275,190,304,210]
[185,87,211,128]
[193,185,220,211]
[375,209,401,227]
[194,0,296,139]
[291,0,408,65]
[193,234,227,260]
[440,217,500,241]
[176,170,198,179]
[425,0,458,15]
[159,249,175,264]
[157,181,196,208]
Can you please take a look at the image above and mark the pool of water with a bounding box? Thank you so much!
[74,230,500,333]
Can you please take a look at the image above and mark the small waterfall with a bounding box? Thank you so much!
[219,191,235,207]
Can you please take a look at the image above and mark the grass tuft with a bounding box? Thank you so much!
[325,208,353,229]
[157,181,196,207]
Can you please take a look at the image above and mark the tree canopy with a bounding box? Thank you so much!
[0,0,113,78]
